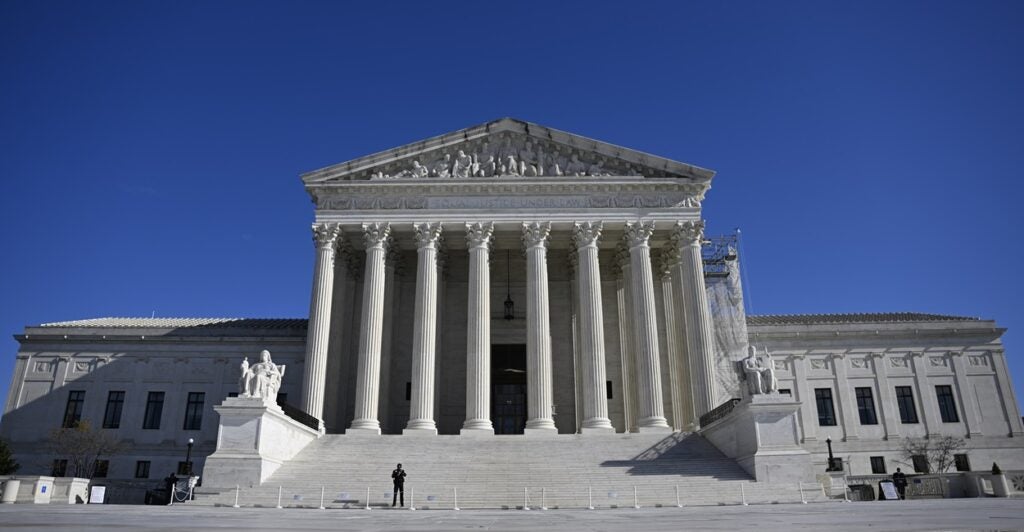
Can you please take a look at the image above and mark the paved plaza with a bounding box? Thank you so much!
[0,499,1022,531]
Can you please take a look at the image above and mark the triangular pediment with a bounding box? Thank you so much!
[301,118,714,184]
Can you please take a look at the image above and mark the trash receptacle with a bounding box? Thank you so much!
[1,479,21,504]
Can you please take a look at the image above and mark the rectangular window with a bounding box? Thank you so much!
[103,391,125,429]
[93,459,109,478]
[182,392,205,431]
[62,390,85,428]
[814,388,837,426]
[135,460,151,479]
[855,387,878,425]
[177,461,192,475]
[606,381,613,400]
[954,454,970,472]
[895,386,919,424]
[912,454,929,473]
[142,391,165,430]
[779,388,792,396]
[51,459,68,477]
[936,385,959,423]
[870,456,886,474]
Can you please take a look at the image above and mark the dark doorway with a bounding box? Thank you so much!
[492,344,527,434]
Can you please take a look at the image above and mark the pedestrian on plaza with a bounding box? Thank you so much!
[892,468,908,500]
[391,463,407,507]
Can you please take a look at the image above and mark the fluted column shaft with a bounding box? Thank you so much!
[462,222,495,434]
[523,222,557,433]
[673,221,719,422]
[658,253,689,431]
[300,224,341,428]
[348,223,391,434]
[574,222,614,432]
[624,221,670,430]
[615,249,638,432]
[405,223,442,434]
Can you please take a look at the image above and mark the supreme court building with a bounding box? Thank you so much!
[3,119,1023,501]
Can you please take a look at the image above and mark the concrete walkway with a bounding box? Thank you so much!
[0,498,1022,531]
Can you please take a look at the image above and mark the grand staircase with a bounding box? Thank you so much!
[196,432,825,509]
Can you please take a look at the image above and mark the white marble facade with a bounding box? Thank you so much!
[2,118,1023,490]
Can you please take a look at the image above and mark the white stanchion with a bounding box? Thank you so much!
[633,485,639,509]
[587,485,594,510]
[523,487,530,511]
[740,483,748,506]
[799,482,807,504]
[409,487,416,511]
[364,487,371,510]
[843,483,851,503]
[232,485,240,508]
[541,487,548,511]
[276,486,283,509]
[453,487,460,511]
[675,485,682,508]
[319,486,325,510]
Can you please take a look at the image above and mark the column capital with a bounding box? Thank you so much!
[566,242,578,278]
[624,220,655,249]
[413,222,444,249]
[362,222,391,249]
[522,221,551,249]
[671,220,705,247]
[656,247,679,280]
[312,223,343,250]
[465,222,494,249]
[572,221,603,249]
[613,244,631,276]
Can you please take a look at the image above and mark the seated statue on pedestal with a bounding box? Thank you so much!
[238,350,286,405]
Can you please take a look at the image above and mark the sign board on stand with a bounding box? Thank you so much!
[89,486,106,504]
[878,481,899,500]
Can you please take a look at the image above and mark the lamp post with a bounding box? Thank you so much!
[825,436,836,471]
[185,438,194,476]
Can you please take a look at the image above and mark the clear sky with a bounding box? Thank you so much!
[2,1,1023,409]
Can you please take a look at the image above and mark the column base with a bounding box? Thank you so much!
[580,426,616,435]
[459,427,495,437]
[346,427,382,436]
[524,427,559,438]
[581,418,614,432]
[402,427,438,436]
[637,425,673,434]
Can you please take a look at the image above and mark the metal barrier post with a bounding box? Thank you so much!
[523,487,530,510]
[364,487,371,510]
[633,485,639,509]
[319,486,325,510]
[843,483,850,503]
[232,485,240,508]
[587,485,594,510]
[541,487,548,510]
[741,483,748,506]
[799,482,807,504]
[675,485,682,508]
[453,487,460,511]
[276,486,283,509]
[410,487,416,511]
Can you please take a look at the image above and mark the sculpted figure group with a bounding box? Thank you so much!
[239,349,286,404]
[742,345,779,396]
[370,137,623,180]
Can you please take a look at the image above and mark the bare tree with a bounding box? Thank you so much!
[0,438,19,475]
[48,421,125,478]
[899,436,966,474]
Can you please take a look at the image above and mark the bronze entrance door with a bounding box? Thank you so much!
[492,344,527,434]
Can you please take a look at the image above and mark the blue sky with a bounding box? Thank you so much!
[2,1,1023,408]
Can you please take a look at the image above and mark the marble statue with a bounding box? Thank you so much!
[411,160,428,178]
[239,350,286,404]
[762,348,779,393]
[452,150,472,178]
[743,346,765,395]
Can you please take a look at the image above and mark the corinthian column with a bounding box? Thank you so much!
[522,221,557,434]
[462,222,495,435]
[671,220,718,422]
[404,223,442,435]
[300,223,341,430]
[348,222,391,435]
[574,222,614,433]
[624,221,670,431]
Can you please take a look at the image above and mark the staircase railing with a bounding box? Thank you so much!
[280,401,319,431]
[699,398,741,428]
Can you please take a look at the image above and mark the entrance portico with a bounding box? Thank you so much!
[297,118,720,436]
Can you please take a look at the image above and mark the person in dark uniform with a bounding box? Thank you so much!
[391,463,406,507]
[892,467,908,500]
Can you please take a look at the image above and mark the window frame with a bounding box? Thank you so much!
[142,391,165,430]
[62,390,85,428]
[102,391,125,429]
[135,460,151,479]
[182,392,205,431]
[870,456,886,474]
[814,388,837,426]
[935,385,960,423]
[93,459,109,478]
[954,454,970,472]
[895,386,919,424]
[855,387,878,425]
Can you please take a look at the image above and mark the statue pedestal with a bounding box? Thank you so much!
[203,397,320,489]
[700,394,814,483]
